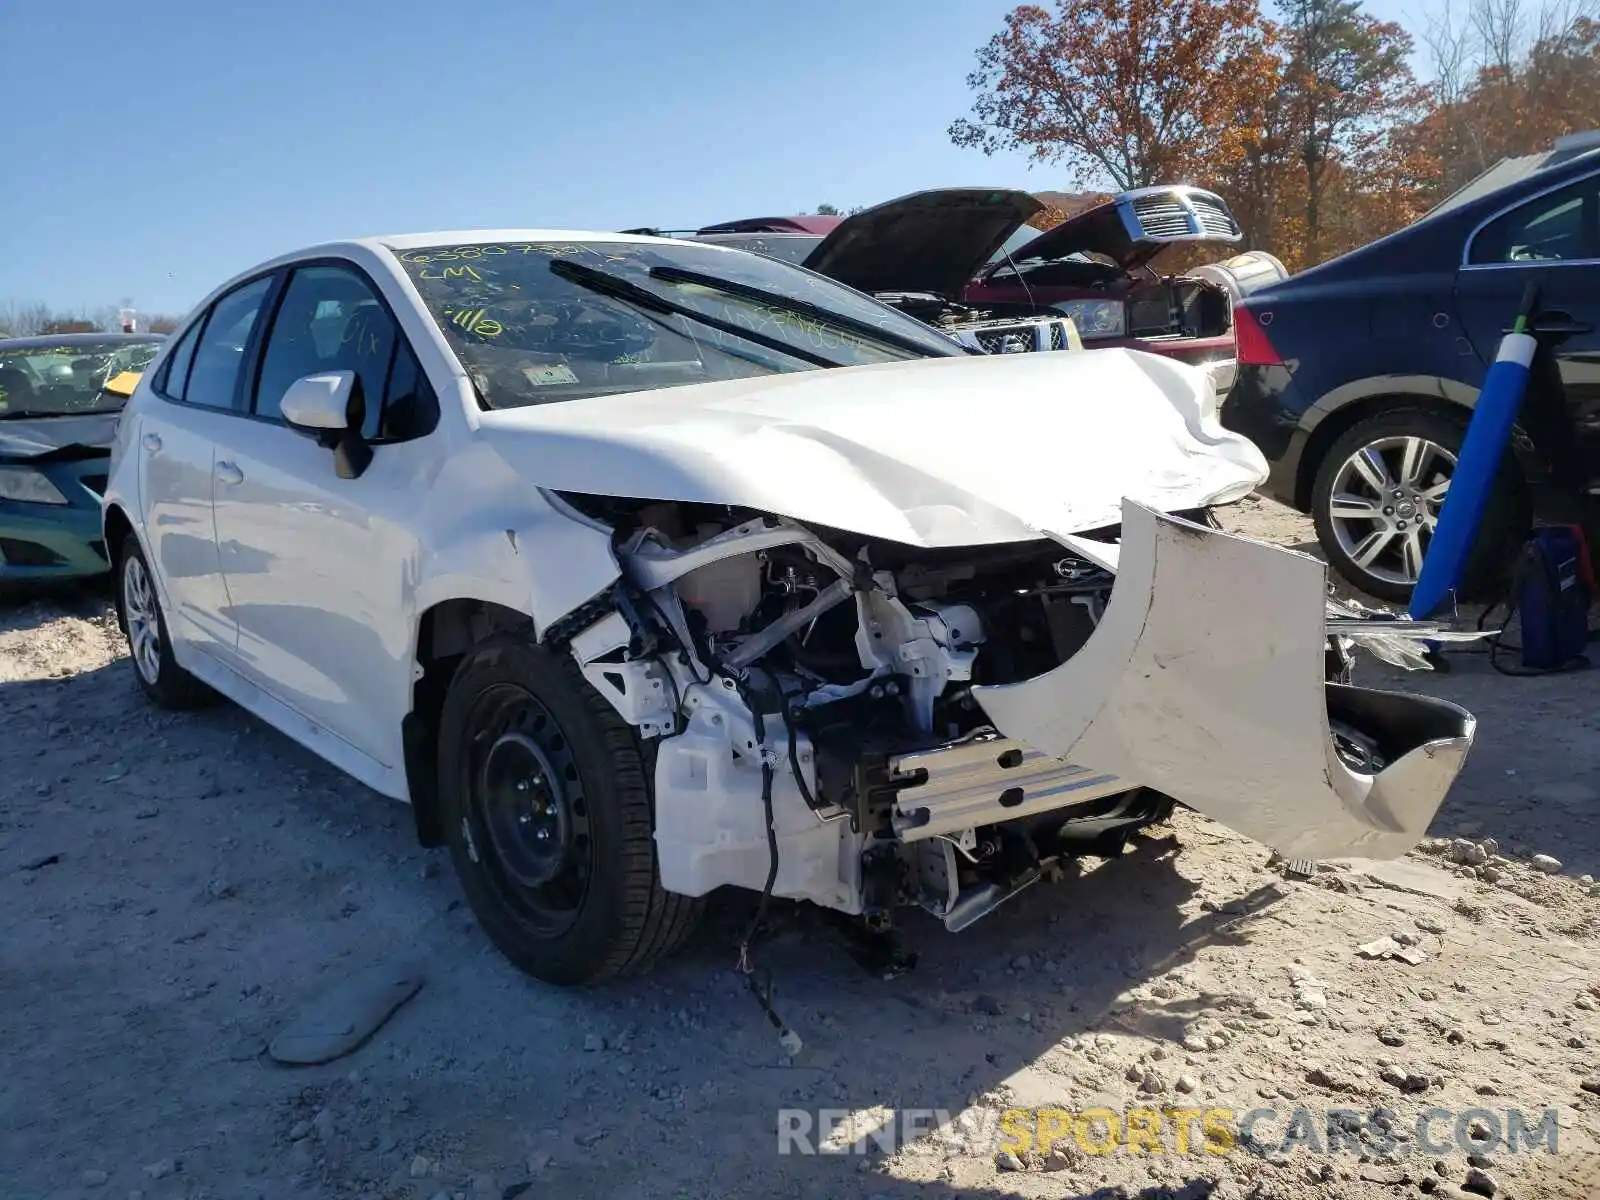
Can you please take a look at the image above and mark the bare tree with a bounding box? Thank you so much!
[1472,0,1525,71]
[1426,0,1476,102]
[0,301,55,338]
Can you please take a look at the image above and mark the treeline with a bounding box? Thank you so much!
[953,0,1600,271]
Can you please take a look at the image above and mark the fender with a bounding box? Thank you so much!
[1294,373,1550,510]
[1301,373,1481,433]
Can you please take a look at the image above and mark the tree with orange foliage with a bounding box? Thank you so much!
[1275,0,1423,262]
[950,0,1280,191]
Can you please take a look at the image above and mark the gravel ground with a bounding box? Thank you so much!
[2,498,1599,1200]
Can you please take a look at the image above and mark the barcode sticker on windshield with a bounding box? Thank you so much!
[522,364,579,386]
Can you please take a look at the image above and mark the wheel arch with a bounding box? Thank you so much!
[102,503,138,631]
[1292,376,1541,511]
[403,597,539,848]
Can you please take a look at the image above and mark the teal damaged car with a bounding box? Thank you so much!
[0,333,163,582]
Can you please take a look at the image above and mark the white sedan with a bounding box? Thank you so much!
[102,230,1475,985]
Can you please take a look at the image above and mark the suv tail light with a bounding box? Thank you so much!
[1232,303,1283,366]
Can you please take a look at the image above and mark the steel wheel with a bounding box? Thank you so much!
[437,634,702,984]
[1325,434,1456,589]
[463,683,592,938]
[122,552,163,686]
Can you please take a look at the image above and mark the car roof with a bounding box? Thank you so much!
[369,229,697,251]
[0,332,165,349]
[185,230,746,318]
[1427,136,1600,217]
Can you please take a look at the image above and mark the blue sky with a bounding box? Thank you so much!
[1,0,1427,317]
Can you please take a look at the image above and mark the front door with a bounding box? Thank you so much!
[211,262,443,769]
[1454,170,1600,491]
[136,274,276,664]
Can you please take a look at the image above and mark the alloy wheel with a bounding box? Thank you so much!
[1326,435,1456,589]
[123,554,163,686]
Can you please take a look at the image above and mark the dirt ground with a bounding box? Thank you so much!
[3,498,1599,1200]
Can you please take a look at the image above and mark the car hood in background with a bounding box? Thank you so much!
[480,348,1264,548]
[0,412,119,459]
[800,188,1044,299]
[987,186,1244,275]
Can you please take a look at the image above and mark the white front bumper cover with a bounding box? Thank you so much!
[971,501,1476,861]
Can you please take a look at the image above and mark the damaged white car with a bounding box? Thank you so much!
[101,230,1478,985]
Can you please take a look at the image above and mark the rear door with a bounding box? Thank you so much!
[136,275,277,665]
[1455,170,1600,488]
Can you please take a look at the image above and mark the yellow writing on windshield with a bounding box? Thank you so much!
[444,307,503,338]
[419,265,486,282]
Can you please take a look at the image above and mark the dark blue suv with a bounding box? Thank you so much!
[1221,132,1600,601]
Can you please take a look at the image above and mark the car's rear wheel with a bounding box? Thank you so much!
[117,540,216,709]
[1311,408,1525,603]
[437,634,701,986]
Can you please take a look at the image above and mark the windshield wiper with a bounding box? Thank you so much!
[648,266,956,359]
[548,259,841,368]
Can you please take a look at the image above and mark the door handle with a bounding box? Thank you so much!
[1524,309,1594,336]
[215,461,245,486]
[142,433,162,452]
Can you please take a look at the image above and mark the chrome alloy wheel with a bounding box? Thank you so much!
[1326,435,1456,589]
[122,553,162,685]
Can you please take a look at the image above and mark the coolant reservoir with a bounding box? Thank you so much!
[677,554,763,633]
[1188,250,1290,301]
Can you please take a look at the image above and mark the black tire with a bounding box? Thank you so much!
[116,539,216,709]
[1311,407,1526,603]
[437,634,702,985]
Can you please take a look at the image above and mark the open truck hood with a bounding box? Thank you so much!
[479,347,1262,548]
[987,186,1244,274]
[800,188,1044,300]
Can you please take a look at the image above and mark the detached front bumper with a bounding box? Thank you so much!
[971,501,1476,861]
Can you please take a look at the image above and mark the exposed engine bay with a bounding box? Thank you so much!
[973,260,1234,344]
[870,293,1085,355]
[547,492,1477,934]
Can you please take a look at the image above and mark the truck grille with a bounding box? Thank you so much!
[1130,191,1242,240]
[1131,195,1194,238]
[1191,194,1241,238]
[952,317,1079,354]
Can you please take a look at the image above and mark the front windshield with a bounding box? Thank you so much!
[986,226,1044,264]
[395,239,961,410]
[695,233,824,265]
[983,225,1096,269]
[0,339,162,418]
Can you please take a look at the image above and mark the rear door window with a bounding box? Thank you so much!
[183,276,275,410]
[1468,177,1600,264]
[156,321,202,401]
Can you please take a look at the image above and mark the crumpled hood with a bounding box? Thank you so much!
[0,413,119,458]
[479,348,1265,547]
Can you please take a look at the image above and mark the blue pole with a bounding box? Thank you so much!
[1409,285,1541,620]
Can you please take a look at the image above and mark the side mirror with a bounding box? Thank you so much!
[281,371,357,432]
[279,371,373,480]
[102,370,141,398]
